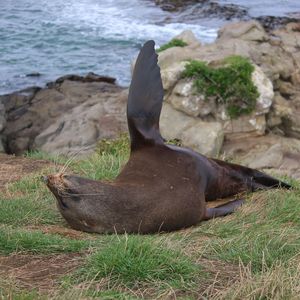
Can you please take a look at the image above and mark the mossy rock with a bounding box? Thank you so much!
[182,56,259,118]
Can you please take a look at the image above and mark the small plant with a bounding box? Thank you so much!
[182,56,259,118]
[157,38,188,52]
[77,235,201,288]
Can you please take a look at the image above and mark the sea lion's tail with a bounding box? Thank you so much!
[127,40,164,151]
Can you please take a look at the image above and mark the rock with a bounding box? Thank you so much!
[153,0,248,21]
[248,143,283,169]
[160,102,197,140]
[222,134,300,179]
[223,113,266,136]
[168,79,214,117]
[278,81,295,97]
[166,79,216,117]
[0,74,126,155]
[252,65,273,114]
[267,92,292,128]
[181,121,224,157]
[218,21,268,42]
[291,70,300,86]
[160,102,224,157]
[158,47,197,69]
[26,72,42,77]
[173,30,201,48]
[34,90,128,156]
[53,73,116,85]
[160,62,187,91]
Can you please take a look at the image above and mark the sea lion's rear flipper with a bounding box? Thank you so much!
[212,158,291,190]
[204,199,244,220]
[127,40,164,151]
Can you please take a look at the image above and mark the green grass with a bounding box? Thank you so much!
[0,286,45,300]
[66,134,130,180]
[2,136,300,299]
[0,227,93,255]
[182,56,259,118]
[157,38,188,52]
[199,189,300,273]
[25,150,69,165]
[0,175,62,227]
[76,235,202,288]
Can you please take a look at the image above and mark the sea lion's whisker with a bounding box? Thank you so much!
[59,146,89,174]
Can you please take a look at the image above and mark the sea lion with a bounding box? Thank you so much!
[44,40,290,234]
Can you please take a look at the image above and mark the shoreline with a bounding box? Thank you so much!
[1,1,300,96]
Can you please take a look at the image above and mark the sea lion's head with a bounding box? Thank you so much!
[42,173,83,211]
[42,173,104,232]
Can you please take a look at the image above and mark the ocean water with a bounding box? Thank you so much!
[0,0,217,94]
[0,0,299,95]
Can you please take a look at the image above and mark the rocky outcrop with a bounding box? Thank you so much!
[152,0,300,31]
[158,21,300,140]
[1,20,300,172]
[0,101,6,152]
[0,74,127,156]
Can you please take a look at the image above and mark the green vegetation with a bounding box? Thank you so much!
[1,136,300,299]
[200,188,300,274]
[25,150,69,165]
[0,175,62,227]
[0,227,92,255]
[182,56,259,118]
[157,38,188,52]
[76,235,201,288]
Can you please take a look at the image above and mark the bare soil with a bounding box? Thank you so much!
[0,154,52,190]
[0,253,83,292]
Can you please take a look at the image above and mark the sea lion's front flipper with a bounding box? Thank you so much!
[127,40,164,151]
[204,199,244,220]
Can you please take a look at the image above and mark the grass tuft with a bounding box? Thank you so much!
[0,227,92,255]
[157,38,188,52]
[182,56,259,118]
[77,235,201,288]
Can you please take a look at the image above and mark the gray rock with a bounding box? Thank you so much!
[173,30,201,48]
[0,74,126,155]
[217,21,268,42]
[252,65,273,115]
[34,90,128,156]
[181,121,224,157]
[160,102,224,157]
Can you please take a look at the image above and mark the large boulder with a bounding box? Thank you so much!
[0,74,127,155]
[34,90,128,156]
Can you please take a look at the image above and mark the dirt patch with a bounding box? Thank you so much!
[0,253,83,292]
[0,154,55,190]
[27,225,90,240]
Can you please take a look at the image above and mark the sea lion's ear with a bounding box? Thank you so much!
[127,40,164,151]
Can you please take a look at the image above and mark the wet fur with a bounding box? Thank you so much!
[45,41,290,234]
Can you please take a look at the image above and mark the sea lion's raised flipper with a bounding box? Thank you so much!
[212,158,291,190]
[204,199,244,220]
[127,40,164,151]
